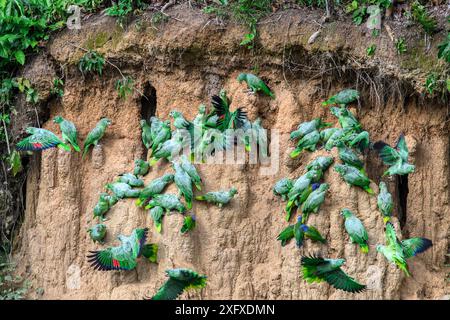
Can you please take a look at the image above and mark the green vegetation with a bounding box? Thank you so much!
[346,0,391,26]
[78,50,105,76]
[395,37,407,55]
[115,76,134,99]
[411,0,437,35]
[366,44,376,57]
[51,77,64,97]
[105,0,148,27]
[0,261,29,300]
[438,34,450,63]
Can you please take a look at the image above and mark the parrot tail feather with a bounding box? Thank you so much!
[195,183,202,191]
[399,263,411,277]
[364,186,375,195]
[73,144,81,152]
[58,143,71,152]
[360,244,369,254]
[195,195,205,201]
[245,144,251,152]
[383,216,391,223]
[149,158,158,166]
[289,148,301,159]
[155,222,162,234]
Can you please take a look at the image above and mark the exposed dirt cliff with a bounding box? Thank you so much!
[11,6,449,299]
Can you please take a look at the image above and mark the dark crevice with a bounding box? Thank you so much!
[140,82,157,158]
[397,174,409,229]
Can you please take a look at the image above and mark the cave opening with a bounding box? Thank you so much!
[140,83,157,159]
[397,174,409,228]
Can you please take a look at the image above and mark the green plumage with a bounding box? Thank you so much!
[116,173,144,187]
[377,182,393,223]
[82,118,111,159]
[277,216,326,247]
[373,134,415,176]
[150,137,183,165]
[141,243,158,263]
[211,90,247,131]
[145,194,186,213]
[300,255,366,293]
[322,89,360,106]
[305,156,334,172]
[290,118,330,141]
[53,116,80,152]
[150,206,164,233]
[88,224,106,244]
[173,161,194,210]
[301,183,329,223]
[237,73,275,98]
[324,128,345,151]
[290,130,320,158]
[106,182,141,199]
[330,107,362,132]
[136,173,174,207]
[133,159,150,176]
[336,141,364,169]
[149,268,207,300]
[181,215,196,234]
[273,178,293,201]
[140,119,152,149]
[16,127,71,152]
[334,164,374,194]
[93,192,118,221]
[150,119,171,155]
[180,154,202,191]
[341,209,369,253]
[195,187,238,207]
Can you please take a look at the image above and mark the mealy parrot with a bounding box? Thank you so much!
[333,164,374,195]
[53,116,80,152]
[285,172,322,222]
[301,183,329,223]
[341,209,369,253]
[145,194,186,213]
[87,228,148,271]
[290,130,321,158]
[330,106,362,132]
[148,268,207,300]
[193,104,206,127]
[373,134,415,176]
[346,130,370,152]
[106,182,141,199]
[237,73,275,98]
[133,159,150,176]
[88,223,107,244]
[305,156,334,172]
[322,89,360,107]
[324,128,345,151]
[179,154,202,191]
[273,178,293,201]
[150,119,171,155]
[140,119,152,149]
[149,137,183,166]
[173,161,193,210]
[16,127,71,152]
[150,206,164,233]
[82,118,112,159]
[181,214,196,234]
[376,222,432,276]
[245,118,267,153]
[300,255,366,293]
[335,141,364,170]
[195,187,238,207]
[320,127,340,144]
[116,173,144,187]
[136,173,174,207]
[377,181,393,223]
[277,216,326,247]
[211,90,247,131]
[169,110,191,130]
[141,243,158,263]
[290,118,331,141]
[93,192,118,221]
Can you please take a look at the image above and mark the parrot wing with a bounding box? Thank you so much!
[395,134,409,163]
[373,141,400,165]
[323,268,366,293]
[87,246,136,271]
[401,238,433,259]
[277,225,295,246]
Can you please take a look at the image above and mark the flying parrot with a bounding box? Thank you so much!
[106,182,141,199]
[377,181,393,223]
[179,154,202,191]
[87,228,148,271]
[290,130,321,158]
[195,187,238,207]
[291,118,331,141]
[140,119,152,150]
[133,159,150,176]
[116,173,144,187]
[333,164,374,195]
[53,116,80,152]
[322,89,360,107]
[277,216,326,247]
[305,156,334,172]
[376,222,432,276]
[273,178,293,201]
[148,268,207,300]
[373,134,415,176]
[173,161,193,210]
[145,194,186,213]
[88,223,107,244]
[181,214,196,234]
[301,183,329,223]
[341,209,369,253]
[335,141,364,170]
[211,89,247,131]
[141,243,158,263]
[16,127,71,152]
[300,255,366,293]
[237,73,275,98]
[136,173,174,207]
[82,118,112,159]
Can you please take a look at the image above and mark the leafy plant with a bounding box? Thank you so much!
[0,262,29,300]
[411,1,437,35]
[151,12,169,30]
[424,73,437,95]
[115,76,134,99]
[366,44,376,56]
[78,50,105,76]
[14,78,38,104]
[395,37,407,55]
[105,0,147,27]
[51,77,64,97]
[438,34,450,63]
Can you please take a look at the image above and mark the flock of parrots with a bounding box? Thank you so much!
[15,73,432,299]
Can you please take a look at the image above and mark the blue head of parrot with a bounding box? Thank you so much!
[312,183,320,191]
[301,225,309,232]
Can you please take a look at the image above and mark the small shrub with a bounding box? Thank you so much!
[437,34,450,63]
[411,1,437,35]
[395,37,407,55]
[366,44,376,56]
[0,262,29,300]
[115,76,134,99]
[78,51,105,76]
[51,78,64,97]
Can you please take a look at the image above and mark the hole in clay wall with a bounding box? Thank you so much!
[140,83,157,159]
[397,174,409,228]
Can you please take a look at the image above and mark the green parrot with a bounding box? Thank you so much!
[285,172,322,221]
[341,209,369,253]
[169,110,191,130]
[320,127,340,144]
[53,116,80,152]
[173,161,193,210]
[305,156,334,172]
[141,243,158,263]
[133,159,150,176]
[290,130,320,158]
[193,104,206,127]
[373,134,415,176]
[136,173,174,207]
[150,137,183,166]
[237,73,275,98]
[211,90,247,131]
[151,119,171,155]
[376,223,432,276]
[145,194,186,213]
[116,173,144,187]
[324,128,345,151]
[334,164,374,194]
[335,141,364,170]
[301,183,329,223]
[150,206,164,233]
[277,216,326,247]
[330,107,362,132]
[140,119,152,150]
[181,214,196,234]
[377,181,393,223]
[195,187,238,207]
[346,130,370,152]
[180,154,202,191]
[93,192,118,221]
[149,268,207,300]
[88,223,107,244]
[322,89,360,107]
[82,118,112,159]
[87,228,148,271]
[290,118,331,141]
[300,255,366,293]
[106,182,141,199]
[16,127,71,152]
[273,178,293,201]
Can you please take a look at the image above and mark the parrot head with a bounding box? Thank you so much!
[100,118,112,126]
[237,73,246,83]
[319,183,329,192]
[53,116,63,124]
[229,187,238,196]
[311,183,321,191]
[140,119,147,127]
[333,164,346,175]
[329,107,341,117]
[169,110,181,118]
[198,104,206,114]
[376,245,384,253]
[191,214,197,221]
[340,209,353,218]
